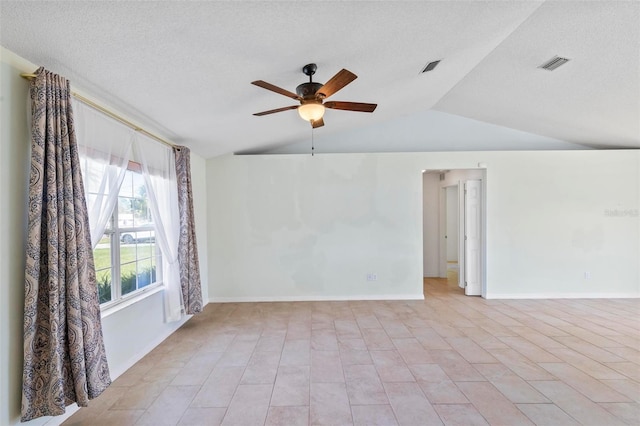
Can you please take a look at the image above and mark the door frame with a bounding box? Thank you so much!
[424,168,487,297]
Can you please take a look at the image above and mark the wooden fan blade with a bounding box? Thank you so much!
[253,105,299,116]
[251,80,300,100]
[317,69,357,99]
[324,101,377,113]
[311,117,325,128]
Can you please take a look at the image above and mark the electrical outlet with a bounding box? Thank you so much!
[584,271,591,279]
[366,273,377,281]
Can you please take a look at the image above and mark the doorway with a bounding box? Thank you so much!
[422,169,485,297]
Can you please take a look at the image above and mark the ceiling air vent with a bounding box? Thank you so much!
[421,60,441,73]
[539,56,570,71]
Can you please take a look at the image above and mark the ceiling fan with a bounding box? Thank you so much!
[251,63,377,128]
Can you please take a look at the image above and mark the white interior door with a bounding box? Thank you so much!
[464,180,482,296]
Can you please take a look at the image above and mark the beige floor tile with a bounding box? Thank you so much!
[539,362,631,402]
[241,350,281,384]
[553,336,626,363]
[351,405,398,426]
[408,364,450,382]
[136,385,199,425]
[508,326,567,349]
[362,328,395,350]
[487,348,555,381]
[280,339,311,367]
[171,352,223,386]
[456,381,534,425]
[339,338,368,351]
[311,349,344,383]
[271,365,310,406]
[420,380,469,404]
[265,406,310,426]
[256,334,286,352]
[310,382,352,425]
[380,320,413,338]
[392,338,434,364]
[446,337,497,363]
[428,350,485,382]
[599,402,640,425]
[474,363,549,403]
[605,361,640,381]
[339,347,373,366]
[356,314,383,329]
[344,365,388,405]
[530,380,627,426]
[190,367,245,408]
[602,379,640,402]
[335,320,362,339]
[515,403,580,426]
[460,328,510,350]
[410,327,452,350]
[221,384,272,425]
[498,336,561,363]
[545,346,627,380]
[109,381,168,410]
[79,409,144,426]
[177,407,227,425]
[383,382,443,425]
[433,403,489,426]
[62,280,640,426]
[311,329,340,351]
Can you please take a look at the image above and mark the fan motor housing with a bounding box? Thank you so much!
[296,82,323,99]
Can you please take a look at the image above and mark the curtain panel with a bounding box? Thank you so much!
[174,146,203,315]
[22,68,111,421]
[73,99,134,248]
[133,134,183,321]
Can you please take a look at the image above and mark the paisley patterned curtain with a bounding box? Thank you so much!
[22,68,111,421]
[174,146,203,315]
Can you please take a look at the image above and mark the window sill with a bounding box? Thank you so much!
[100,284,164,319]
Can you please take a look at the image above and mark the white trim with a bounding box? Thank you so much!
[100,285,164,319]
[485,293,640,300]
[209,294,425,303]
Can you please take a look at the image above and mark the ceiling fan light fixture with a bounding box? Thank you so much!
[298,102,325,122]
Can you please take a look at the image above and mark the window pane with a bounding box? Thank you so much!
[94,165,161,306]
[120,263,137,296]
[119,170,133,198]
[96,269,112,304]
[137,257,155,289]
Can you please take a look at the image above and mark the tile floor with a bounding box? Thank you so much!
[63,278,640,425]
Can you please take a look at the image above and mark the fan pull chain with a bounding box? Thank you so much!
[311,128,315,156]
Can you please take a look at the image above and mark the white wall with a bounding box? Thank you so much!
[422,173,440,277]
[445,186,458,262]
[1,48,33,426]
[207,151,639,302]
[0,47,208,426]
[257,110,592,155]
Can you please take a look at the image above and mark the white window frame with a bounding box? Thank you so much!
[95,162,163,311]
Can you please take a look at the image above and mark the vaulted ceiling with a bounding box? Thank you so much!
[1,1,638,158]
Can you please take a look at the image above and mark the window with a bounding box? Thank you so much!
[93,162,162,306]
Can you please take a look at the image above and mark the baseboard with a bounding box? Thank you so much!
[209,294,425,303]
[485,293,640,300]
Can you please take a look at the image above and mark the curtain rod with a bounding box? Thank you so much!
[21,73,177,150]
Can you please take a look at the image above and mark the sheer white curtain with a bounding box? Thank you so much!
[73,100,134,247]
[133,134,183,322]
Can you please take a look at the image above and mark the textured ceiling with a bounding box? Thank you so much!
[1,1,638,158]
